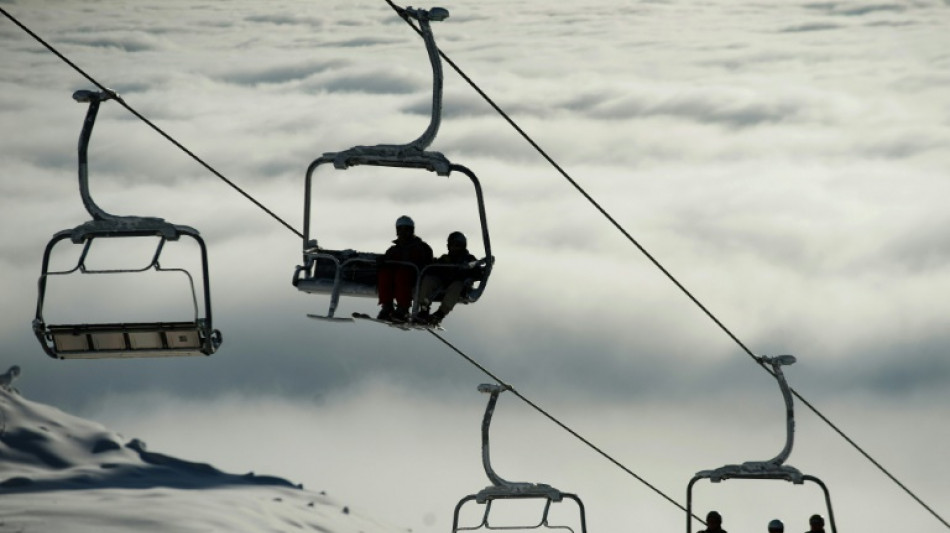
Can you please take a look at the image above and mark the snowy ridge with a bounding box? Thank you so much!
[0,387,294,492]
[0,377,404,533]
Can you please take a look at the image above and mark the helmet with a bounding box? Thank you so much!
[447,231,467,247]
[768,519,784,531]
[395,215,415,228]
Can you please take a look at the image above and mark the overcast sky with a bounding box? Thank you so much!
[2,0,949,531]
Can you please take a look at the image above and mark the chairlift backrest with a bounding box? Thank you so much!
[33,90,222,359]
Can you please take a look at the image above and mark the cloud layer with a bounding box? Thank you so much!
[2,0,950,530]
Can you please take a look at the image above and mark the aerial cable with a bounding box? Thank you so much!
[427,329,705,524]
[385,2,950,528]
[0,6,303,240]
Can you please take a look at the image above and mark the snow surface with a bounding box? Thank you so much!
[0,372,403,533]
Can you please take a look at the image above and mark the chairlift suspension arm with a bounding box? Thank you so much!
[479,384,511,488]
[392,6,448,152]
[74,90,118,222]
[759,355,796,466]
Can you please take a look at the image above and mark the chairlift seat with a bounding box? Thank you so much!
[45,321,216,359]
[35,228,222,359]
[294,249,381,298]
[294,248,489,303]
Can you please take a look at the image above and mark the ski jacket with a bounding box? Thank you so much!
[428,248,478,283]
[383,235,433,268]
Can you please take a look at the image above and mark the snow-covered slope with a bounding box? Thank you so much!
[0,368,403,533]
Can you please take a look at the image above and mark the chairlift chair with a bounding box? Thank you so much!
[33,90,222,359]
[685,355,837,533]
[452,384,589,533]
[292,6,493,321]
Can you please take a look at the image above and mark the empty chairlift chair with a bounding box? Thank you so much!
[452,384,588,533]
[685,355,837,532]
[33,90,222,359]
[292,6,492,321]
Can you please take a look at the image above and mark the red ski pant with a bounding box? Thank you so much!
[378,265,415,309]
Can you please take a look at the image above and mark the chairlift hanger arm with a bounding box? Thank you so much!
[757,354,797,467]
[321,4,449,172]
[70,89,201,240]
[388,4,448,151]
[74,89,120,222]
[479,384,513,488]
[694,354,798,479]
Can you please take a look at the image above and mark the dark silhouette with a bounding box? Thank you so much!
[806,514,826,533]
[417,231,477,325]
[377,215,432,322]
[698,510,727,533]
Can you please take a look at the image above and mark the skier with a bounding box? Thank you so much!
[416,231,478,326]
[377,215,432,322]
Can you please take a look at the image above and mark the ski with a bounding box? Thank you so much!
[306,313,355,322]
[351,312,444,331]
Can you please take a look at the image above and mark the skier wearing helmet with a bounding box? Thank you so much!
[377,215,433,322]
[416,230,478,326]
[698,510,727,533]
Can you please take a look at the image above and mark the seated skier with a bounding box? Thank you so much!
[377,215,433,322]
[416,231,478,326]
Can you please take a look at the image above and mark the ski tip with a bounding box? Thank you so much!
[307,313,355,322]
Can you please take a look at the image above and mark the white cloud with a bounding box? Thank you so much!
[2,0,950,529]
